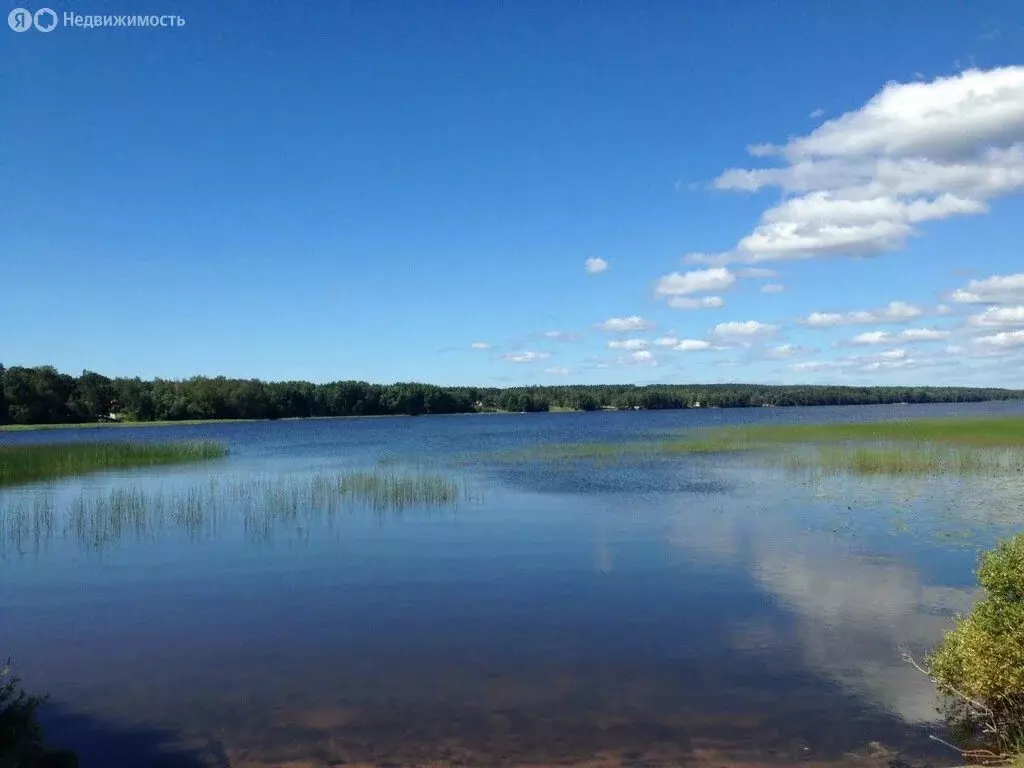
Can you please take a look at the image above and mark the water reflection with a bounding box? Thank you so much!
[666,471,989,726]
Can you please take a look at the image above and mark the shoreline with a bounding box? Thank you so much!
[2,398,1023,433]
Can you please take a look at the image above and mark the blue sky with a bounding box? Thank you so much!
[3,1,1023,387]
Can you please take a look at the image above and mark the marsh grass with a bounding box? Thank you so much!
[0,470,469,554]
[0,441,228,487]
[670,415,1024,449]
[515,417,1024,476]
[774,444,1024,476]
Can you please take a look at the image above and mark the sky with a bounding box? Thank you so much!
[3,1,1024,388]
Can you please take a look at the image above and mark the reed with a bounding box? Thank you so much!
[0,469,467,555]
[0,441,228,487]
[520,416,1024,476]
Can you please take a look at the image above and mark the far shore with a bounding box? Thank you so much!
[1,399,1023,433]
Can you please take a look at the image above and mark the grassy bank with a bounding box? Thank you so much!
[0,441,228,487]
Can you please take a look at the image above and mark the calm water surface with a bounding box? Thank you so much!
[3,402,1024,767]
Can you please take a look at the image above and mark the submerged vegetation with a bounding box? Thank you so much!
[2,363,1023,426]
[0,441,227,487]
[917,535,1024,763]
[0,470,469,554]
[525,416,1024,476]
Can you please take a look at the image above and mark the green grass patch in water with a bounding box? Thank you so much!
[519,416,1024,476]
[1,469,469,554]
[0,441,228,487]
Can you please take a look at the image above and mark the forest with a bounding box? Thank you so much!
[1,364,1022,426]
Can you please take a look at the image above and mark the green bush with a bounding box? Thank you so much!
[0,662,44,767]
[928,534,1024,757]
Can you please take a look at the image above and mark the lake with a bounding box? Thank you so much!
[3,401,1024,767]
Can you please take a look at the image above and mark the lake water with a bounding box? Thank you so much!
[3,401,1024,768]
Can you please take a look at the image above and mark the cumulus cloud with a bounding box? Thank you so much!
[692,67,1024,264]
[770,344,807,357]
[544,367,570,376]
[607,338,649,351]
[674,339,714,351]
[761,283,785,294]
[584,257,608,274]
[950,273,1024,304]
[967,306,1024,327]
[803,301,923,327]
[851,331,892,345]
[847,328,947,346]
[899,328,951,342]
[976,330,1024,347]
[711,320,778,338]
[655,267,735,296]
[500,351,550,363]
[667,295,725,309]
[598,315,651,332]
[470,342,491,350]
[543,330,580,341]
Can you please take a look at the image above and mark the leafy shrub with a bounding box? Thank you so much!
[928,534,1024,758]
[0,661,44,767]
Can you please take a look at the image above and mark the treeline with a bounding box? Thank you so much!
[1,364,1022,426]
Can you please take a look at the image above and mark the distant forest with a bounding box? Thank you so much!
[1,364,1022,426]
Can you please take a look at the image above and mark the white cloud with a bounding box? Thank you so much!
[674,339,713,352]
[976,330,1024,347]
[711,320,778,338]
[543,330,580,341]
[804,301,923,327]
[770,344,806,357]
[851,331,892,345]
[792,347,921,373]
[584,257,608,274]
[470,342,491,350]
[699,67,1024,263]
[792,360,847,372]
[667,295,725,309]
[968,306,1024,327]
[655,267,735,296]
[654,336,681,347]
[598,315,651,332]
[544,367,570,376]
[809,108,825,119]
[950,274,1024,303]
[936,304,952,315]
[878,348,908,360]
[950,273,1024,304]
[607,338,649,351]
[630,350,657,365]
[500,351,550,363]
[761,283,785,294]
[899,328,951,342]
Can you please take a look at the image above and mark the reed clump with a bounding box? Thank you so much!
[0,441,228,487]
[0,469,468,554]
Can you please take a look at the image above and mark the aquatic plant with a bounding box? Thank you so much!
[0,661,43,766]
[0,441,228,487]
[520,417,1024,476]
[913,535,1024,763]
[0,469,469,554]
